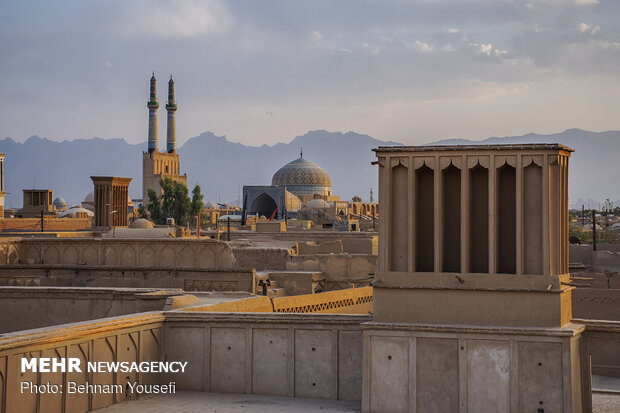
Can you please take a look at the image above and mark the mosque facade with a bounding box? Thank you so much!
[242,152,332,221]
[142,74,187,203]
[242,152,378,226]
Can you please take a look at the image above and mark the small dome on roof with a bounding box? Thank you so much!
[53,197,67,210]
[130,218,154,229]
[205,201,217,209]
[59,205,94,218]
[304,199,330,210]
[82,191,95,212]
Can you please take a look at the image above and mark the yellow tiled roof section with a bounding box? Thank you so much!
[180,287,373,315]
[273,287,373,314]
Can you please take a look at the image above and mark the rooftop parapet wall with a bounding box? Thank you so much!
[13,238,237,269]
[163,312,368,401]
[2,309,618,413]
[224,231,378,255]
[0,312,165,413]
[0,311,370,412]
[0,287,175,333]
[0,266,255,295]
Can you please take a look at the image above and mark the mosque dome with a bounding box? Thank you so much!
[53,197,67,211]
[271,156,332,196]
[205,201,217,209]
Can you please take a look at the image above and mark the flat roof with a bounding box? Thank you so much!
[90,176,133,183]
[93,391,361,412]
[374,143,574,152]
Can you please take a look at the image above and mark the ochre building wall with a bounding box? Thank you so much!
[0,218,92,232]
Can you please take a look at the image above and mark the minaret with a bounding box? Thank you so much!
[166,75,177,153]
[147,73,159,153]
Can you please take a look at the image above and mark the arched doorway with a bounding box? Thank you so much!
[251,193,278,218]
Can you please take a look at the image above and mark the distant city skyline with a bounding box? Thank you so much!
[1,0,619,146]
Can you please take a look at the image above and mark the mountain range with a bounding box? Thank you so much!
[429,128,620,210]
[0,128,617,210]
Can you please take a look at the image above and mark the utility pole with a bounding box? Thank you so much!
[40,210,44,232]
[227,215,231,241]
[581,204,584,227]
[592,209,597,252]
[110,210,117,238]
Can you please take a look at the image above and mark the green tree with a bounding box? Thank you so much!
[160,178,175,221]
[143,179,195,226]
[191,184,204,217]
[156,178,193,226]
[137,203,146,219]
[146,188,162,224]
[171,182,192,226]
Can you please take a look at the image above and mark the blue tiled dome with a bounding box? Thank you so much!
[53,197,67,209]
[271,157,332,187]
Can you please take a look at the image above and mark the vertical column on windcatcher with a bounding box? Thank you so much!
[147,73,159,153]
[166,75,177,153]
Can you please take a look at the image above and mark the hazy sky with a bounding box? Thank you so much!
[1,0,619,147]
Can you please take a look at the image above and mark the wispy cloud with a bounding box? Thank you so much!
[577,22,600,34]
[362,42,380,54]
[411,40,435,53]
[0,0,618,147]
[117,0,232,38]
[575,0,599,5]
